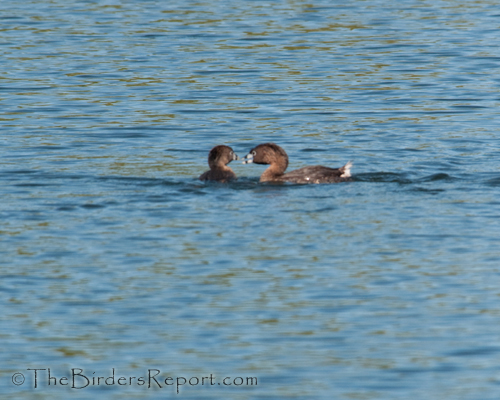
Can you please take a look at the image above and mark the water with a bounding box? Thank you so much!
[2,0,500,398]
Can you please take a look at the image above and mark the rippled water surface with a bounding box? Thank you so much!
[2,0,500,398]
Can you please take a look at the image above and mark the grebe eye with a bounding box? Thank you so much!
[252,151,256,156]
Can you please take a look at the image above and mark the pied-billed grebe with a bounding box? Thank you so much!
[242,143,352,184]
[199,145,239,182]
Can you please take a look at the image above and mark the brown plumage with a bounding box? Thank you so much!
[199,145,239,182]
[242,143,352,184]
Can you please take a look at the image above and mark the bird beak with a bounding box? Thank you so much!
[242,153,253,164]
[233,153,239,161]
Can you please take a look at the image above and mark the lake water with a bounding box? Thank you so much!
[2,0,500,398]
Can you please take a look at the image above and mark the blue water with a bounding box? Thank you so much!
[2,0,500,398]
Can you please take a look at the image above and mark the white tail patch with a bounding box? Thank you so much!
[340,161,352,178]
